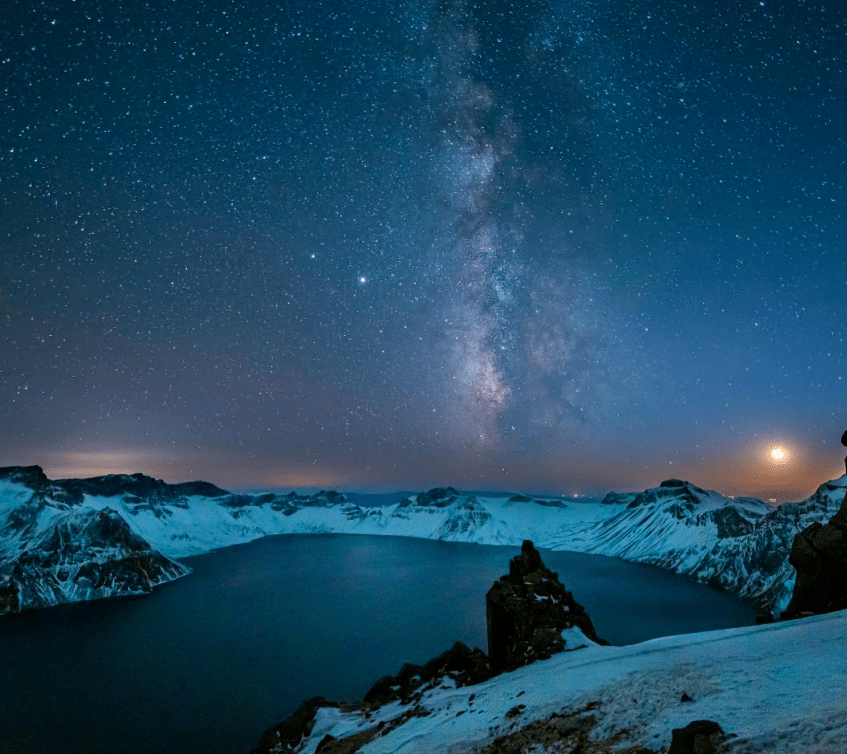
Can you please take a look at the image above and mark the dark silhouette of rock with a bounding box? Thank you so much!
[0,465,49,488]
[667,720,725,754]
[782,509,847,619]
[486,540,603,672]
[363,641,491,708]
[782,432,847,619]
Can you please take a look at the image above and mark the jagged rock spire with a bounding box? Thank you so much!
[486,540,603,672]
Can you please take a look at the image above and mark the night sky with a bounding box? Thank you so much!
[2,0,846,499]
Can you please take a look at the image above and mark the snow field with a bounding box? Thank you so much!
[295,610,847,754]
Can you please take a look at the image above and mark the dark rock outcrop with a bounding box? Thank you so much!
[0,465,50,488]
[782,434,847,620]
[52,473,230,508]
[251,697,340,754]
[363,641,491,708]
[396,487,461,509]
[486,540,603,672]
[781,488,847,619]
[667,720,725,754]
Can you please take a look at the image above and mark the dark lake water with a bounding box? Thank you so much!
[0,534,756,754]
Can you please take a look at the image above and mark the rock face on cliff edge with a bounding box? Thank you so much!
[486,539,604,672]
[782,484,847,619]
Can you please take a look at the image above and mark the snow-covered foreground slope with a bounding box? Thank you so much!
[2,465,845,615]
[288,610,847,754]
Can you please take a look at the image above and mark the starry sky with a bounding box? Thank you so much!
[2,0,846,500]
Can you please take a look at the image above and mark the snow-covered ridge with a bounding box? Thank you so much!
[558,476,847,614]
[1,466,845,615]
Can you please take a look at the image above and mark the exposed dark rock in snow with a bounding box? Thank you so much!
[477,709,656,754]
[599,490,635,505]
[52,472,230,511]
[398,487,461,508]
[0,465,50,489]
[486,540,603,672]
[667,719,726,754]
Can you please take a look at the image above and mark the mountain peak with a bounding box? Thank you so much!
[0,465,48,488]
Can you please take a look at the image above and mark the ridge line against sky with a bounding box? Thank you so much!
[2,0,845,499]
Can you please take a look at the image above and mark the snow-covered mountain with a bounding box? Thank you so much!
[0,467,189,615]
[1,465,845,615]
[553,476,847,614]
[256,609,847,754]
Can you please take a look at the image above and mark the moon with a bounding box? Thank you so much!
[771,447,785,460]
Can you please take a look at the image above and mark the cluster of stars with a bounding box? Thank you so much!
[1,0,845,498]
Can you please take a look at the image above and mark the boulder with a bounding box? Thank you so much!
[667,720,725,754]
[486,540,603,672]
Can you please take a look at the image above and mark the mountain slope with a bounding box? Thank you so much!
[691,476,847,613]
[264,608,847,754]
[0,507,189,615]
[0,467,190,614]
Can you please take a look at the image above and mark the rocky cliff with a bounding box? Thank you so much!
[0,466,190,614]
[782,486,847,619]
[0,506,189,615]
[486,540,603,672]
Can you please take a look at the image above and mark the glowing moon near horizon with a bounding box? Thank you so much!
[771,447,785,460]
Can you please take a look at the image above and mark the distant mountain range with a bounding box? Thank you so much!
[1,464,844,616]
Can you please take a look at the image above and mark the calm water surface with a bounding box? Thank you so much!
[0,535,756,754]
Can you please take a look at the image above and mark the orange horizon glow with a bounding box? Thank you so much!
[29,440,844,504]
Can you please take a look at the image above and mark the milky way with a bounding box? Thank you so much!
[2,0,846,498]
